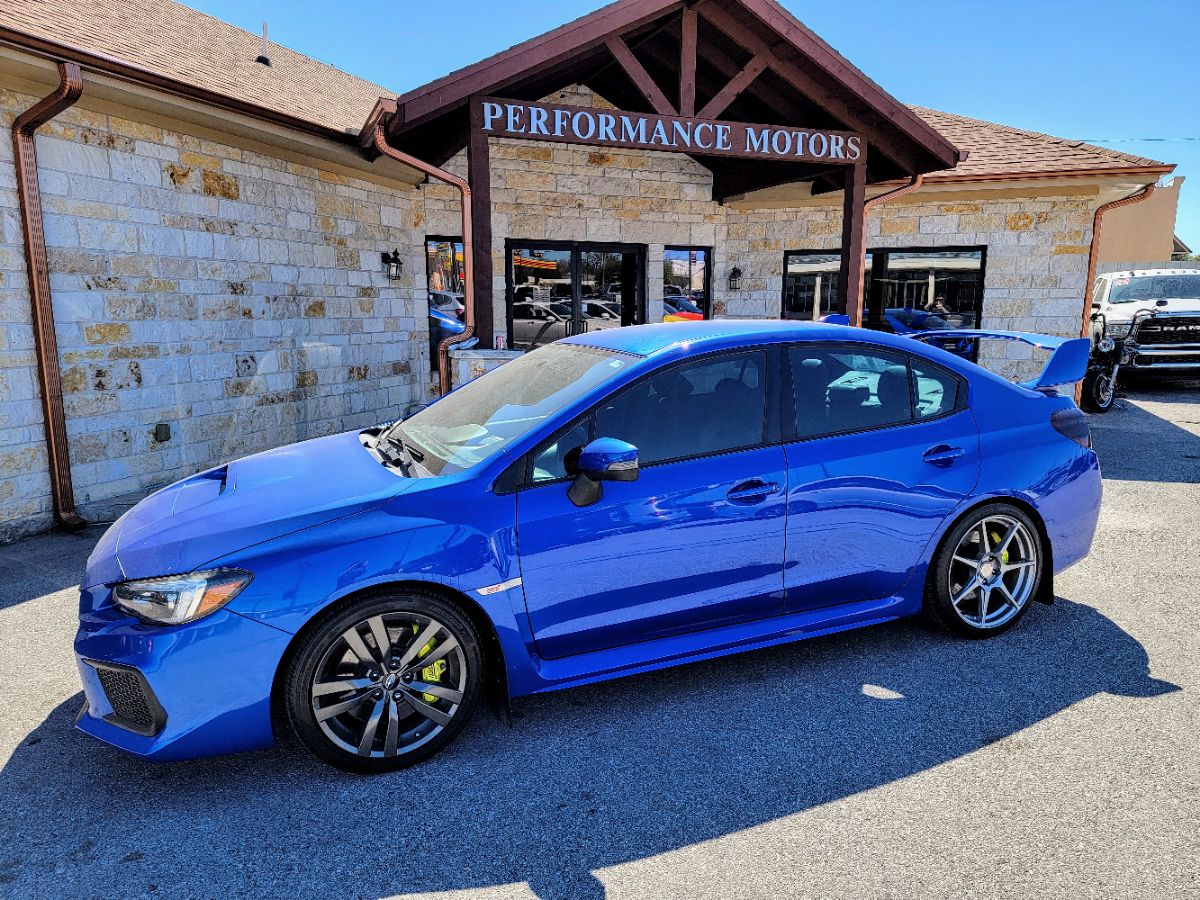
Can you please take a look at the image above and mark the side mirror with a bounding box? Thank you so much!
[567,438,639,507]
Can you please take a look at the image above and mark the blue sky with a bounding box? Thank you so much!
[188,0,1200,248]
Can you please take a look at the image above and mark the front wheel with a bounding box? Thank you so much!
[284,589,483,772]
[924,504,1044,638]
[1081,364,1117,413]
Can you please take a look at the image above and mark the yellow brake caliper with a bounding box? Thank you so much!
[990,530,1009,565]
[411,624,447,703]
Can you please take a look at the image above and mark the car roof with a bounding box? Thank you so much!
[560,319,922,357]
[1100,269,1200,278]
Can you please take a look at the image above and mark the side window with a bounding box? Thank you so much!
[594,351,768,465]
[911,360,961,418]
[789,345,913,439]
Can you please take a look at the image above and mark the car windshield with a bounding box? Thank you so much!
[1109,275,1200,303]
[391,344,632,475]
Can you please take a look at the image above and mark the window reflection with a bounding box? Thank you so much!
[663,247,710,321]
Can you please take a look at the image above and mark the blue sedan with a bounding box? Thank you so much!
[75,321,1100,771]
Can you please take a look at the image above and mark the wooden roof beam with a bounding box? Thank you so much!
[698,54,768,120]
[698,2,922,173]
[605,35,677,115]
[679,6,697,115]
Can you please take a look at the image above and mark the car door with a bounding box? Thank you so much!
[515,349,788,660]
[782,343,980,612]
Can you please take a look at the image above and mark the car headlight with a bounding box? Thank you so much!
[113,569,253,625]
[1105,323,1134,339]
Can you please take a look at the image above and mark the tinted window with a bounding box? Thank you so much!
[789,346,913,438]
[394,344,630,476]
[912,361,961,418]
[594,352,768,466]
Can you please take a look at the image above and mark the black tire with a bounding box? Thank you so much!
[284,588,484,773]
[923,503,1044,639]
[1081,365,1116,413]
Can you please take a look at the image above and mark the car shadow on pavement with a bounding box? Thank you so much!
[0,597,1178,899]
[1090,395,1200,483]
[0,530,95,612]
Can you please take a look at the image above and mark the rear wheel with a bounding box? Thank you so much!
[285,589,483,772]
[924,504,1043,638]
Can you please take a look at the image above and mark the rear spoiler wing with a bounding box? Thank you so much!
[911,330,1092,389]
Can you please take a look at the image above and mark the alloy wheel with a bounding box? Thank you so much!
[310,612,468,758]
[946,514,1039,629]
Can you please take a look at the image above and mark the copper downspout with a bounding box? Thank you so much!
[844,174,923,326]
[372,125,474,396]
[13,62,86,531]
[1081,183,1156,340]
[1074,182,1156,405]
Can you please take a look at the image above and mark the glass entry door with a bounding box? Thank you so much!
[507,241,645,351]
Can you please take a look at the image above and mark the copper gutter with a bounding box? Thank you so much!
[13,62,86,531]
[0,27,355,146]
[922,165,1174,186]
[865,173,924,210]
[372,125,475,395]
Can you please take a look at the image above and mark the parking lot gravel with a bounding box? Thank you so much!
[0,378,1196,899]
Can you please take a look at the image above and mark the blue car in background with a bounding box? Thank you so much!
[75,320,1099,772]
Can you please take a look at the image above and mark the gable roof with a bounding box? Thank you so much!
[0,0,392,137]
[0,0,1171,188]
[913,107,1173,182]
[377,0,963,196]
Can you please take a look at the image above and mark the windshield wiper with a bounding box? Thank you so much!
[387,434,425,462]
[364,431,412,475]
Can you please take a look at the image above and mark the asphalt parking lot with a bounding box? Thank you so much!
[1,378,1197,900]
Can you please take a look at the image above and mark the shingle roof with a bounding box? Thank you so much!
[0,0,393,135]
[0,0,1172,180]
[911,106,1169,180]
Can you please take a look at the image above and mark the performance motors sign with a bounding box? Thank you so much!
[478,97,863,164]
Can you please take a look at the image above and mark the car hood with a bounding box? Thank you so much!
[86,431,406,587]
[1106,299,1200,322]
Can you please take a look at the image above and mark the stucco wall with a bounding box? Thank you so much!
[0,85,425,541]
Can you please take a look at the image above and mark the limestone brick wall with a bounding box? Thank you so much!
[0,73,1104,543]
[0,84,424,541]
[726,195,1096,380]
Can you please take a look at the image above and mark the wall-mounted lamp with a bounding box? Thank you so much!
[381,249,404,281]
[727,266,743,291]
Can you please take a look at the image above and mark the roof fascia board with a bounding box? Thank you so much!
[0,25,356,146]
[748,0,959,165]
[0,47,424,187]
[393,0,683,133]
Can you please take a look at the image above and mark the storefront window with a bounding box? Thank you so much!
[783,246,986,332]
[425,237,465,371]
[662,247,711,321]
[507,241,645,350]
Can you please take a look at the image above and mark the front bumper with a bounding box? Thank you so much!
[1127,344,1200,369]
[75,584,293,762]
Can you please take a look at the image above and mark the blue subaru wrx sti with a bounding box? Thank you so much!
[76,320,1100,771]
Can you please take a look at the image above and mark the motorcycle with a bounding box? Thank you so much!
[1081,311,1127,413]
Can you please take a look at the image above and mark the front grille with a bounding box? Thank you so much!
[1135,317,1200,345]
[1135,353,1200,367]
[91,662,166,736]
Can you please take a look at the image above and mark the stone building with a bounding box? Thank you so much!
[0,0,1175,541]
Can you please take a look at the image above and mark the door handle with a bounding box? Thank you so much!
[726,479,780,503]
[922,444,965,467]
